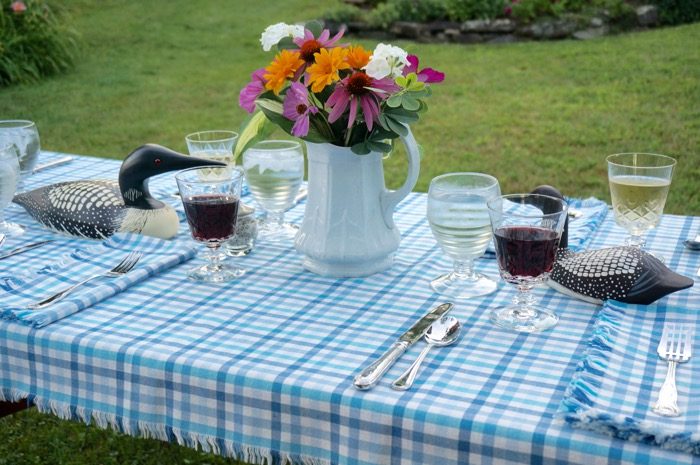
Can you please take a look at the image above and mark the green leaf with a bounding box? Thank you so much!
[386,94,403,108]
[384,117,408,137]
[395,75,408,88]
[384,107,419,123]
[276,37,297,50]
[351,142,371,155]
[401,95,420,111]
[367,140,393,153]
[234,111,274,160]
[305,20,324,37]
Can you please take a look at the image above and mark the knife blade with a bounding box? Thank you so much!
[0,239,55,260]
[353,302,454,390]
[32,156,74,174]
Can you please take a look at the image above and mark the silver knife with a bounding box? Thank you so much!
[0,239,55,260]
[32,156,74,174]
[353,302,454,390]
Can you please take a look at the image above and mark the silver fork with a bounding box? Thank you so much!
[28,251,142,309]
[651,323,693,417]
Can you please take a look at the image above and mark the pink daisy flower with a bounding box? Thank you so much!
[403,55,445,83]
[11,1,27,13]
[239,68,266,113]
[283,82,318,137]
[326,72,398,132]
[293,28,344,69]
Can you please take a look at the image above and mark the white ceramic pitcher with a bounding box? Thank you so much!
[294,129,420,277]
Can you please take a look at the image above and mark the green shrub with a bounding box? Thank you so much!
[367,0,448,28]
[654,0,700,25]
[445,0,508,21]
[0,0,78,87]
[510,0,633,23]
[323,4,365,23]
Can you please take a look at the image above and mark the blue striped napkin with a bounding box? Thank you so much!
[559,299,700,456]
[483,196,609,258]
[0,233,197,328]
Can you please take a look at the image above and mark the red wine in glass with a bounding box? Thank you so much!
[494,226,560,278]
[182,194,239,242]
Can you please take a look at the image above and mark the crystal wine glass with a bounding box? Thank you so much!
[0,144,23,236]
[607,153,676,248]
[487,194,568,333]
[242,140,304,242]
[427,172,501,298]
[0,120,41,181]
[176,166,245,282]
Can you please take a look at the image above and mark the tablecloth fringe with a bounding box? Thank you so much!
[557,304,700,456]
[0,387,330,465]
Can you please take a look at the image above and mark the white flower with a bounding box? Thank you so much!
[260,22,305,52]
[363,43,409,79]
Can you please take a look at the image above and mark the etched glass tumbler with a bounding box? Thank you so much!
[607,153,675,248]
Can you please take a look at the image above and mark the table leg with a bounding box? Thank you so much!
[0,399,29,418]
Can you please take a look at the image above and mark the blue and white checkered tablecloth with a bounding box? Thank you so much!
[1,152,699,465]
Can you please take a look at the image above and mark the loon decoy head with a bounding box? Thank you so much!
[13,144,225,239]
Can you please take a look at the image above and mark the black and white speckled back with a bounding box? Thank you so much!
[549,246,693,305]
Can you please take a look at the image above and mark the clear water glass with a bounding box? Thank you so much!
[0,144,23,236]
[487,194,568,333]
[176,166,245,283]
[0,120,41,179]
[427,173,501,299]
[243,140,304,242]
[607,153,676,248]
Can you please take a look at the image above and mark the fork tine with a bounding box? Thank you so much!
[112,252,141,273]
[120,252,141,273]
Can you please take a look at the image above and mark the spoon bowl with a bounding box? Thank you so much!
[684,233,700,251]
[391,316,461,390]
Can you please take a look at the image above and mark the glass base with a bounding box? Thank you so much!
[187,262,245,283]
[0,221,25,237]
[430,272,498,299]
[490,305,558,333]
[258,221,298,242]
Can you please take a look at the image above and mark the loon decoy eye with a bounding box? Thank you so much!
[154,158,162,166]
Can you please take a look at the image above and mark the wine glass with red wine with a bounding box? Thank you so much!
[176,166,245,282]
[487,194,568,332]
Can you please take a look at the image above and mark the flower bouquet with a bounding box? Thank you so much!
[238,21,444,155]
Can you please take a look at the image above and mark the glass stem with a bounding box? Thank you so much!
[268,211,284,227]
[626,234,646,248]
[206,243,222,270]
[452,259,476,281]
[512,286,536,319]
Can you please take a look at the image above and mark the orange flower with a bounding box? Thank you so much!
[264,50,304,95]
[346,45,371,69]
[307,47,350,93]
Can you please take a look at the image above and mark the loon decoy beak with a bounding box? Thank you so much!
[13,144,226,240]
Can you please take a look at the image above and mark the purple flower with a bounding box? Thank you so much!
[239,68,267,113]
[326,72,397,132]
[282,81,318,137]
[403,55,445,83]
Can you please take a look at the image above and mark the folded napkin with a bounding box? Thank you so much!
[0,233,197,328]
[483,196,609,258]
[559,300,700,456]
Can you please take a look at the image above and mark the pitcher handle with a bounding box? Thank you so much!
[380,127,421,229]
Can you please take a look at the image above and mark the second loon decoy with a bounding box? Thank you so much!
[13,144,226,239]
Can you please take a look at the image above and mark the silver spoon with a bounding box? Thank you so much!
[684,232,700,251]
[391,315,461,390]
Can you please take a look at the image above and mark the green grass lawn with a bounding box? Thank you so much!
[0,0,699,463]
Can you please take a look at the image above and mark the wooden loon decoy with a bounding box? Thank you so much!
[549,246,693,305]
[13,144,225,240]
